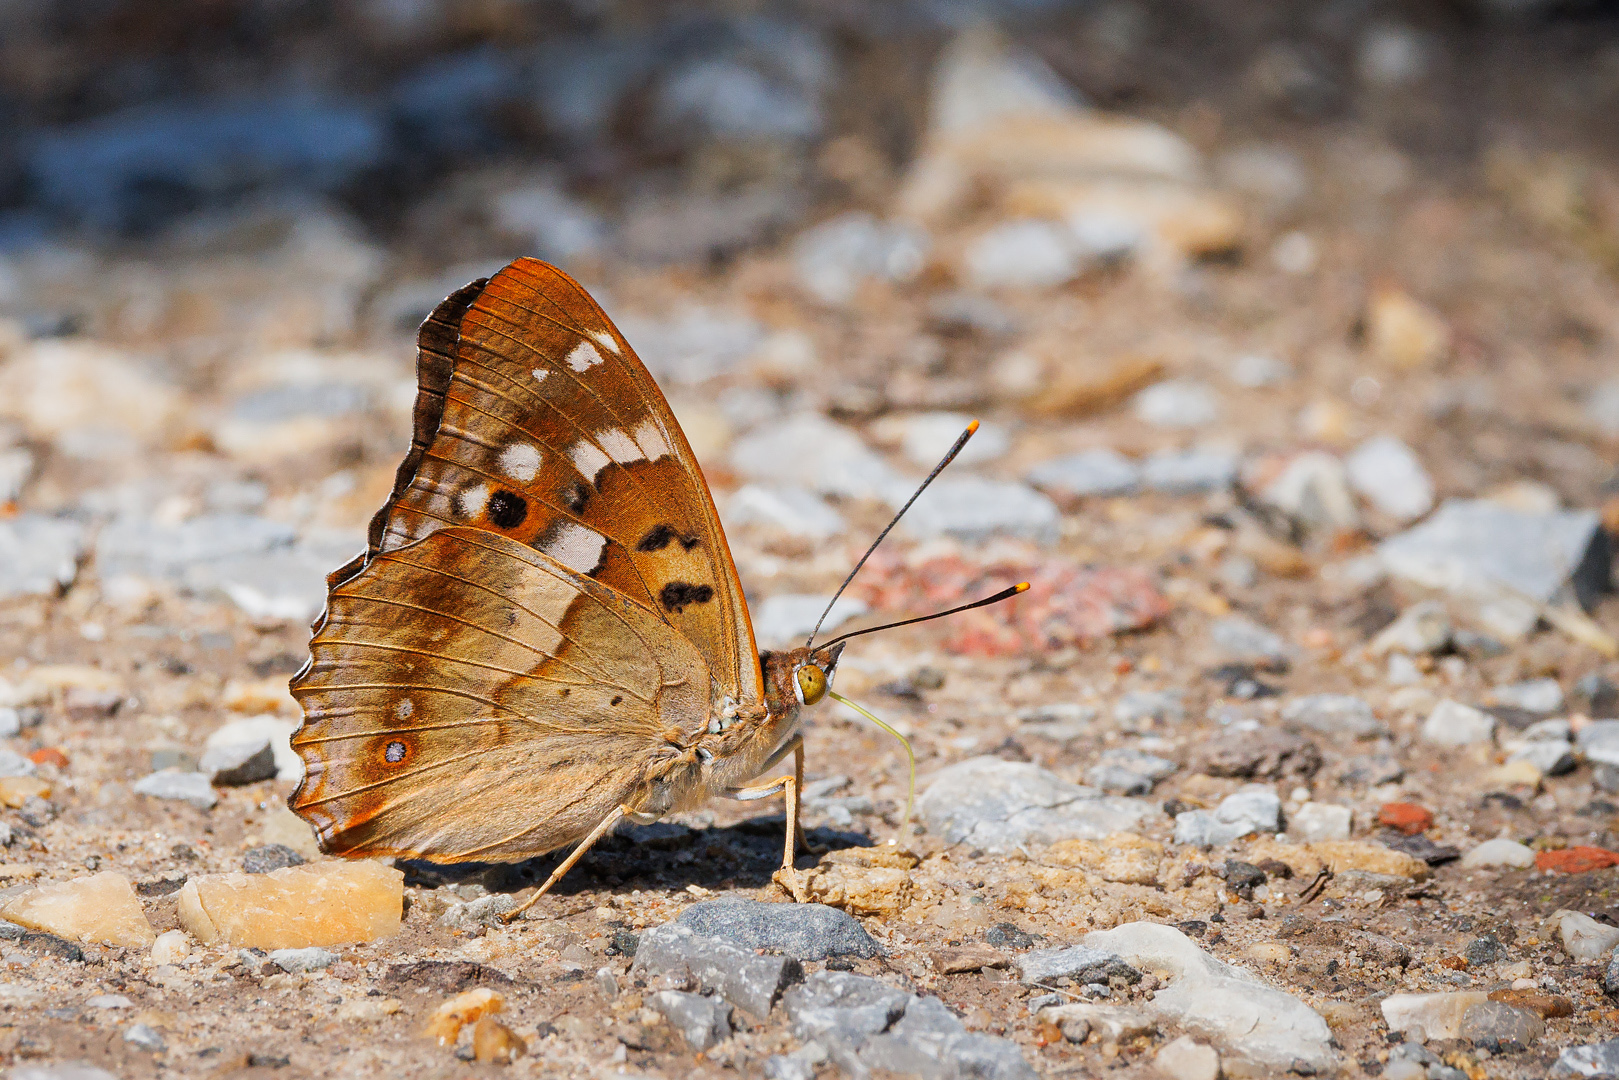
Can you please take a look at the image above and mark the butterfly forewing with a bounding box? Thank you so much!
[368,258,762,708]
[290,527,711,861]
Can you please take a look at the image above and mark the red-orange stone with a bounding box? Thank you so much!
[1535,846,1619,874]
[28,748,68,767]
[1378,802,1433,835]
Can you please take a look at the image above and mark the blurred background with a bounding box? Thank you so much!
[0,0,1617,660]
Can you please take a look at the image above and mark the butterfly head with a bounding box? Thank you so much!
[794,642,846,706]
[761,642,845,714]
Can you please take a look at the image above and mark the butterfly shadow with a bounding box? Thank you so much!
[397,814,874,897]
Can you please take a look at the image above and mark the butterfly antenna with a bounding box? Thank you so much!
[829,690,916,839]
[805,420,981,650]
[815,581,1029,652]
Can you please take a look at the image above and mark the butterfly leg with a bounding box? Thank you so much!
[723,734,805,872]
[502,803,653,922]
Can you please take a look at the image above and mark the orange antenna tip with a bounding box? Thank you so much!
[966,419,980,434]
[1015,581,1030,593]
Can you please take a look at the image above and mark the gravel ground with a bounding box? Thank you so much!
[0,3,1618,1078]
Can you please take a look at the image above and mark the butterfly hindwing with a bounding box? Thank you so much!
[367,259,762,708]
[289,527,712,862]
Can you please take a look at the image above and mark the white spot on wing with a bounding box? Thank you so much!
[597,428,643,464]
[633,420,671,461]
[531,368,549,383]
[498,443,542,482]
[568,440,610,480]
[455,483,489,518]
[542,522,607,573]
[566,340,603,372]
[590,330,619,355]
[395,699,414,720]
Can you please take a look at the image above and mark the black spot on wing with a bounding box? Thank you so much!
[659,581,714,613]
[563,481,590,514]
[638,523,700,553]
[487,490,528,528]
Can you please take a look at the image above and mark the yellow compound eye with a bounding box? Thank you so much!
[795,665,828,706]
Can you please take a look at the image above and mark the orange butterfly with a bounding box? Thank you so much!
[287,259,1021,916]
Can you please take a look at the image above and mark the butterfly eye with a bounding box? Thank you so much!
[795,665,827,706]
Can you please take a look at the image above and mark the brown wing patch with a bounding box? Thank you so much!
[363,258,761,707]
[289,527,711,862]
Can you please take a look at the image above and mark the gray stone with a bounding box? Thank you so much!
[927,27,1089,141]
[1173,785,1281,847]
[438,894,516,930]
[0,748,36,778]
[1132,380,1219,428]
[1202,728,1322,781]
[1026,449,1140,499]
[750,594,865,650]
[1554,1040,1619,1079]
[783,972,1035,1080]
[1281,694,1383,738]
[242,844,305,874]
[1209,616,1290,665]
[763,1043,825,1080]
[1034,1002,1155,1041]
[1084,765,1151,796]
[1521,717,1573,741]
[1458,838,1534,869]
[95,513,297,579]
[793,212,927,306]
[1587,379,1619,438]
[1377,498,1610,616]
[676,899,881,962]
[84,994,132,1009]
[0,446,34,503]
[1606,950,1619,997]
[1346,435,1434,521]
[12,1066,122,1080]
[1085,749,1178,795]
[964,221,1078,290]
[1341,753,1404,786]
[1096,748,1179,781]
[893,414,1010,470]
[1016,945,1139,987]
[730,413,903,502]
[202,716,301,781]
[1491,677,1564,714]
[1367,601,1452,656]
[0,516,85,599]
[268,947,335,974]
[726,484,846,540]
[1016,703,1097,741]
[488,181,606,263]
[1114,690,1185,726]
[123,1023,166,1051]
[899,478,1059,545]
[915,757,1155,853]
[1228,352,1294,387]
[1261,452,1359,530]
[633,921,804,1019]
[1421,699,1495,746]
[1290,801,1353,842]
[648,990,733,1052]
[1141,449,1238,494]
[1581,720,1619,766]
[199,740,276,786]
[1508,740,1576,776]
[615,308,766,386]
[785,970,910,1044]
[132,770,217,810]
[1084,921,1336,1073]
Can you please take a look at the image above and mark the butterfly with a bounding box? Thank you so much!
[287,258,1022,916]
